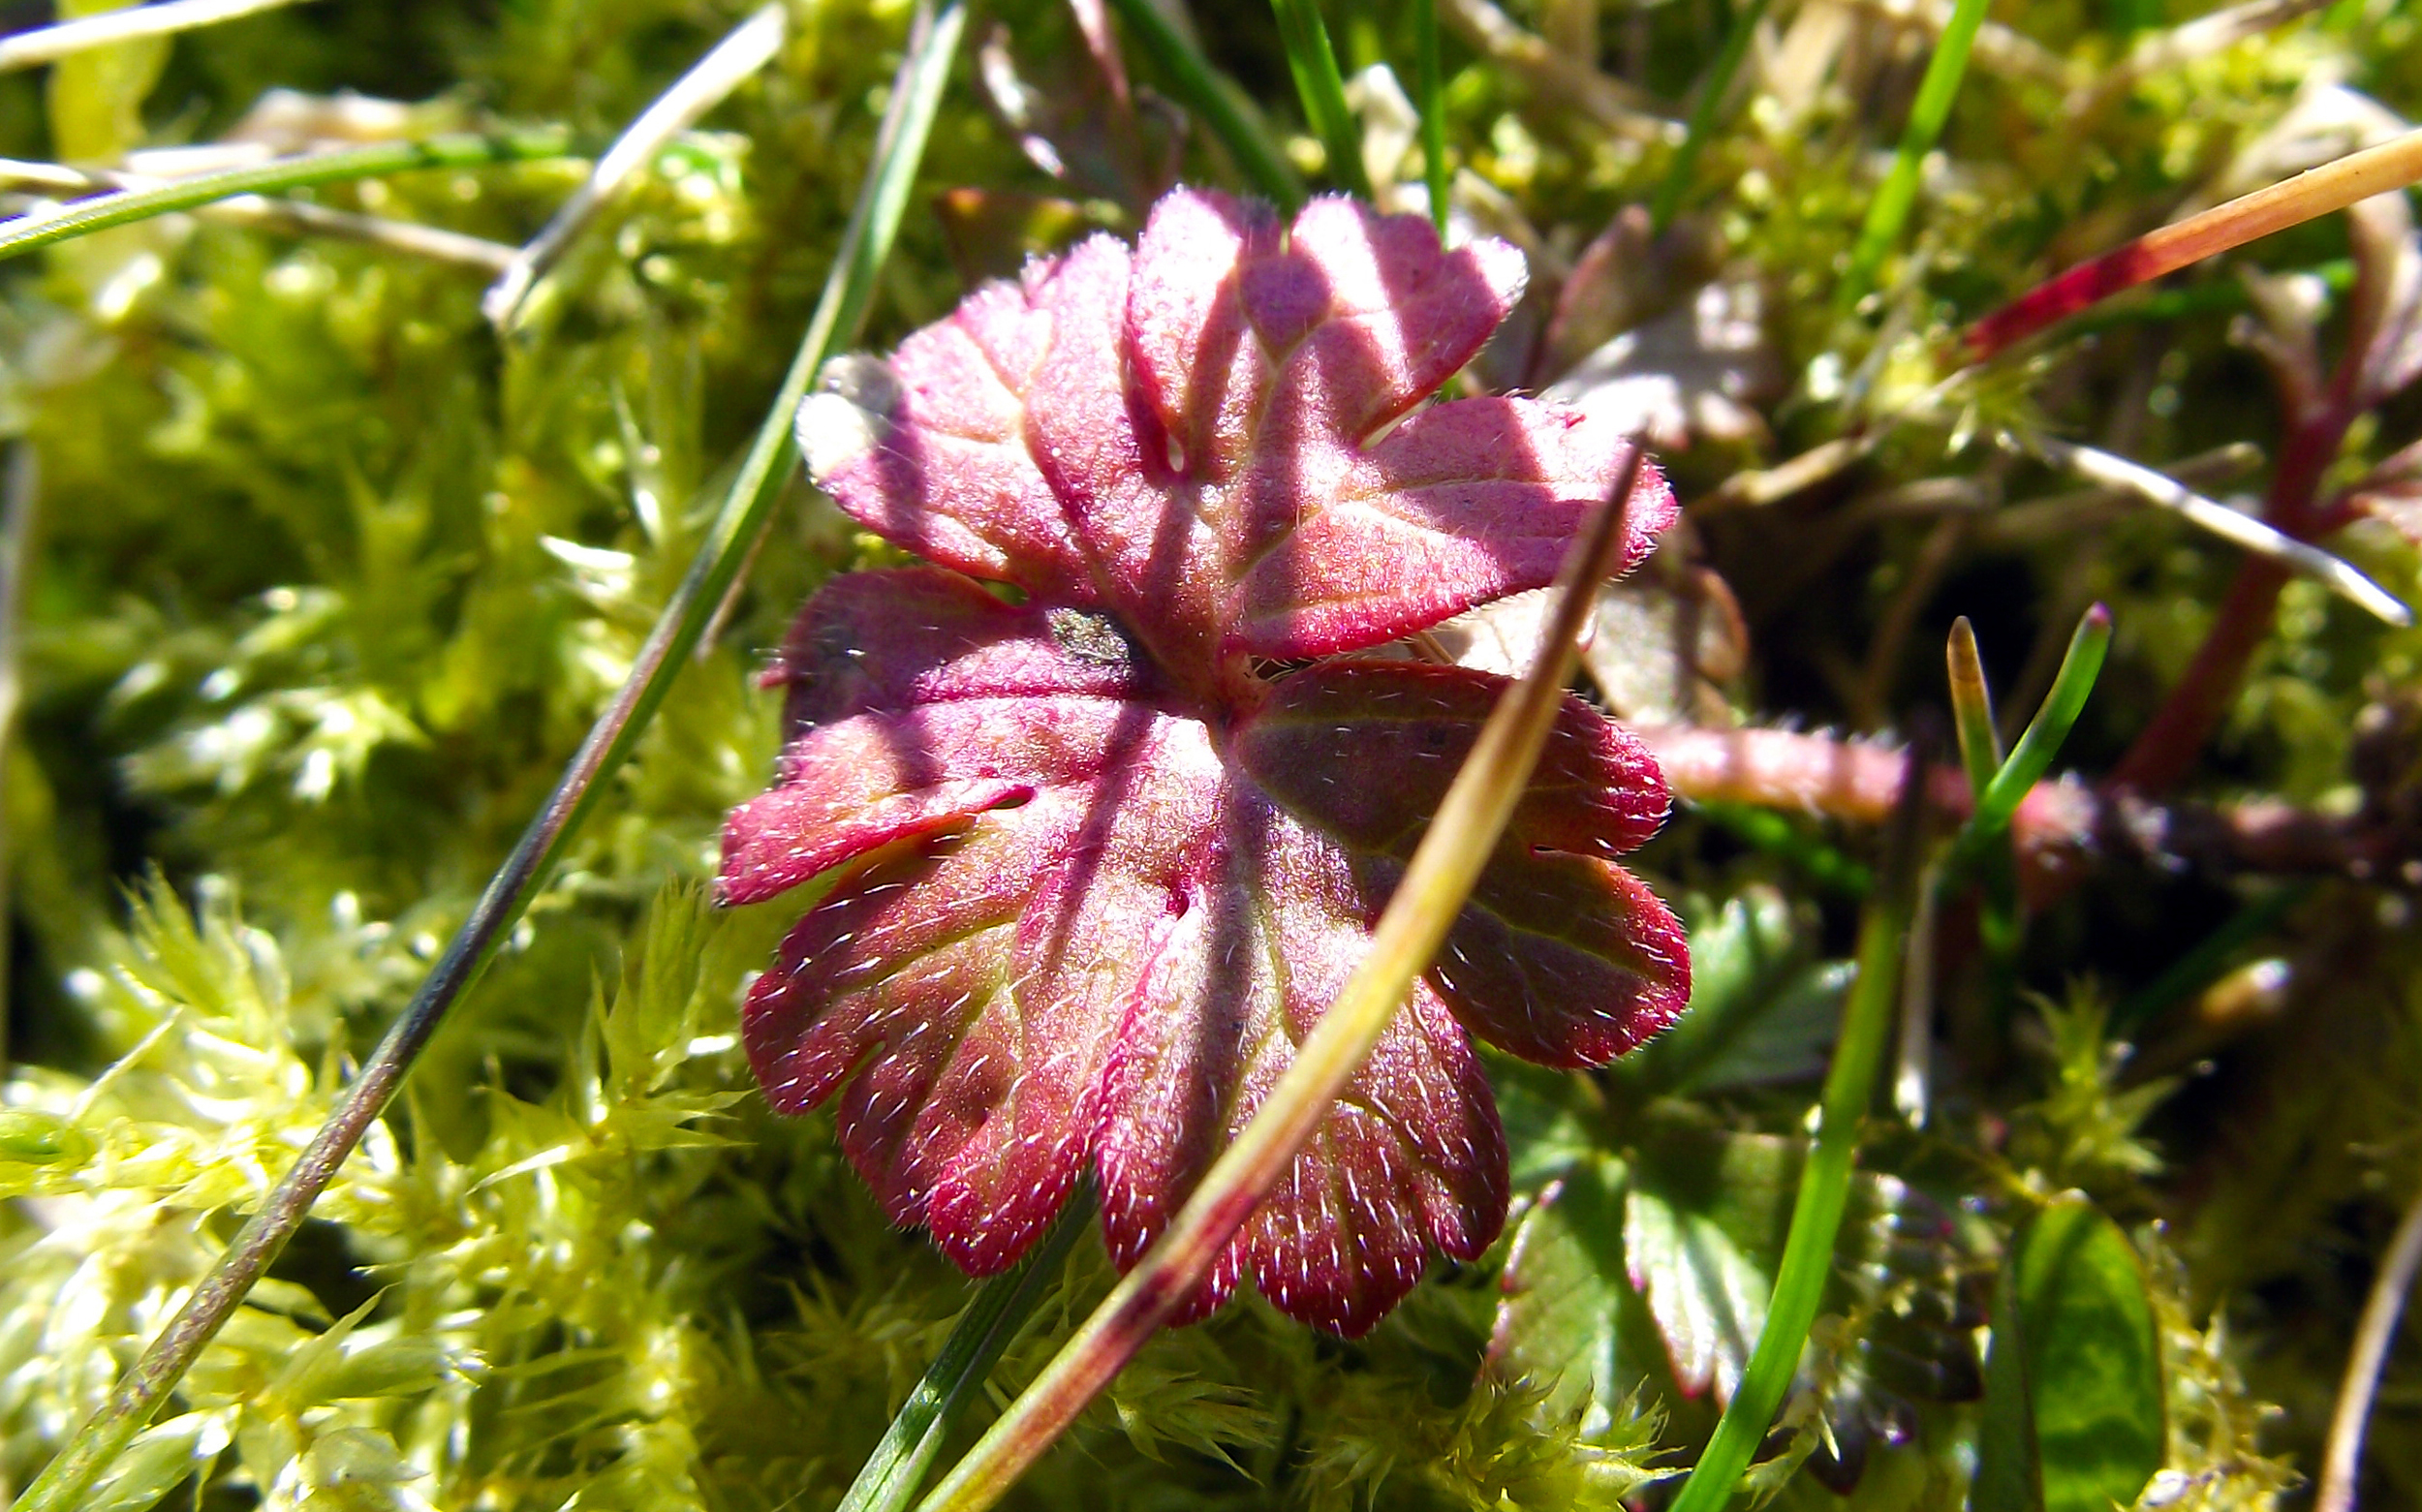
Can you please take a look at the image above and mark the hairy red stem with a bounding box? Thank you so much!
[1640,724,2421,888]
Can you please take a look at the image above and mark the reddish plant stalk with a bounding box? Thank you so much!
[1641,724,2420,887]
[2108,560,2290,794]
[1965,127,2422,360]
[2109,316,2368,793]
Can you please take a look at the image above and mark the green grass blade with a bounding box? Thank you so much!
[1944,604,2112,881]
[1414,0,1447,232]
[839,1189,1091,1512]
[1667,737,1932,1512]
[1270,0,1373,199]
[1838,0,1991,308]
[1946,616,2003,794]
[1648,0,1773,234]
[2,10,967,1511]
[1103,0,1303,208]
[1943,613,2020,1045]
[0,129,574,262]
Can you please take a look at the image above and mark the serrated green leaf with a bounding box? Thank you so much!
[1627,889,1846,1095]
[1490,1153,1644,1431]
[1625,888,1798,1091]
[1690,960,1852,1094]
[1487,1057,1603,1190]
[1625,1163,1775,1403]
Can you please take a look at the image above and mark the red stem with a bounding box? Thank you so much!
[2108,368,2361,794]
[2106,559,2288,794]
[1966,128,2422,359]
[1640,723,2410,886]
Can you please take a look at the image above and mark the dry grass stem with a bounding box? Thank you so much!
[2318,1181,2422,1512]
[2034,437,2411,626]
[484,4,786,328]
[0,0,315,73]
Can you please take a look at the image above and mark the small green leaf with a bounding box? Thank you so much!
[1625,1181,1771,1403]
[1491,1153,1642,1430]
[1692,962,1851,1092]
[1976,1194,2166,1512]
[1625,888,1799,1091]
[0,1109,91,1166]
[84,1413,225,1512]
[1628,888,1848,1094]
[1488,1057,1602,1189]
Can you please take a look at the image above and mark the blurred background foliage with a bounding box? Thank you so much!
[1,0,2419,1507]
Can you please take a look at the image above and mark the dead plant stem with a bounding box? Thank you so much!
[2318,1180,2422,1512]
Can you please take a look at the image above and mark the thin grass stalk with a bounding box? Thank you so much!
[1967,126,2422,358]
[1671,609,2110,1511]
[1414,0,1447,232]
[839,1188,1094,1512]
[1666,730,1933,1512]
[1647,0,1772,233]
[4,10,966,1510]
[1941,604,2111,881]
[0,0,313,72]
[912,445,1653,1512]
[1892,861,1942,1126]
[2318,1179,2422,1512]
[1269,0,1373,199]
[2034,437,2409,625]
[0,446,32,1067]
[0,158,518,268]
[1102,0,1302,208]
[485,3,787,328]
[1838,0,1991,309]
[0,129,575,262]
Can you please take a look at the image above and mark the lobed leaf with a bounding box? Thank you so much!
[730,187,1688,1336]
[797,189,1672,677]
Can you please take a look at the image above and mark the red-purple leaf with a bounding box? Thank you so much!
[799,188,1675,676]
[731,188,1690,1336]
